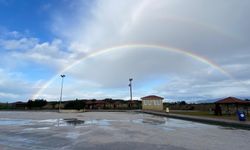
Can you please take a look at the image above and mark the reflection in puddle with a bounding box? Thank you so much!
[0,119,31,126]
[63,118,85,126]
[142,118,166,125]
[60,119,111,126]
[84,119,111,126]
[0,114,231,132]
[0,117,195,130]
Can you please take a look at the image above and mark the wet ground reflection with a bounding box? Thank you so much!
[142,118,166,125]
[1,112,249,150]
[0,114,240,131]
[63,118,85,126]
[0,119,31,126]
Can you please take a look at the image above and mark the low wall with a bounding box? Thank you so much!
[139,110,250,130]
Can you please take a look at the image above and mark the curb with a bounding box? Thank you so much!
[138,110,250,130]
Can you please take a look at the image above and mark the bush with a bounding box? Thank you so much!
[64,100,85,110]
[27,99,47,109]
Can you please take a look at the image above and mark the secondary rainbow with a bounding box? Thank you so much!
[32,44,232,99]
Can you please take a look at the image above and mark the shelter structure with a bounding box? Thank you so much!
[141,95,164,111]
[214,97,250,115]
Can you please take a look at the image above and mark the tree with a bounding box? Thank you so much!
[64,100,85,110]
[27,100,33,109]
[179,101,187,105]
[26,99,47,109]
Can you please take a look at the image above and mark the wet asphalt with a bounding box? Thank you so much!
[0,111,250,150]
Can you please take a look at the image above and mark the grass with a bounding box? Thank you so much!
[170,110,250,121]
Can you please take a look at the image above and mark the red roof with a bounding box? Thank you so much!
[215,97,249,104]
[141,95,164,100]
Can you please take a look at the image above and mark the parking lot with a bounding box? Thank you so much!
[0,111,250,150]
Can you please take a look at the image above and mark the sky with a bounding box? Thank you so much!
[0,0,250,102]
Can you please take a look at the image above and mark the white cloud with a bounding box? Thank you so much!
[0,92,19,99]
[0,35,72,71]
[0,32,74,102]
[0,68,36,101]
[42,0,250,100]
[1,0,250,101]
[0,37,38,50]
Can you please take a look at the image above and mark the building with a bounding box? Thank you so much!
[141,95,164,111]
[214,97,250,115]
[81,99,141,110]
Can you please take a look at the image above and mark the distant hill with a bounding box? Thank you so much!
[194,98,221,104]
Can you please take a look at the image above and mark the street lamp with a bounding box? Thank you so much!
[59,74,66,112]
[128,78,133,101]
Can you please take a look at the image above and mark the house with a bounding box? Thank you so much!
[214,97,250,115]
[141,95,164,111]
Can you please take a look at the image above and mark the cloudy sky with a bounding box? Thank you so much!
[0,0,250,102]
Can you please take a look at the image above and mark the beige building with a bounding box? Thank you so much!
[141,95,164,111]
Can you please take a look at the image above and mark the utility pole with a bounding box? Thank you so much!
[59,74,66,112]
[129,78,133,101]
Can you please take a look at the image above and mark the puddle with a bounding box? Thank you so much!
[59,118,111,127]
[1,115,211,131]
[142,118,166,125]
[63,118,85,126]
[0,119,31,126]
[132,118,165,125]
[84,119,111,126]
[130,115,211,131]
[23,127,51,131]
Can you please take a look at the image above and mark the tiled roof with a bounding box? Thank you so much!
[141,95,164,100]
[215,97,249,104]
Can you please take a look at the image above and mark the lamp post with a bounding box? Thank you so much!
[59,74,66,112]
[128,78,133,101]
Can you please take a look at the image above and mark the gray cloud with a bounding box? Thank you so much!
[2,0,250,101]
[45,0,250,100]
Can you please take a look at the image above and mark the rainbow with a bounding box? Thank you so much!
[32,44,232,99]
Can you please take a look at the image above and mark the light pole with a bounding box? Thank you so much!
[59,74,66,112]
[128,78,133,101]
